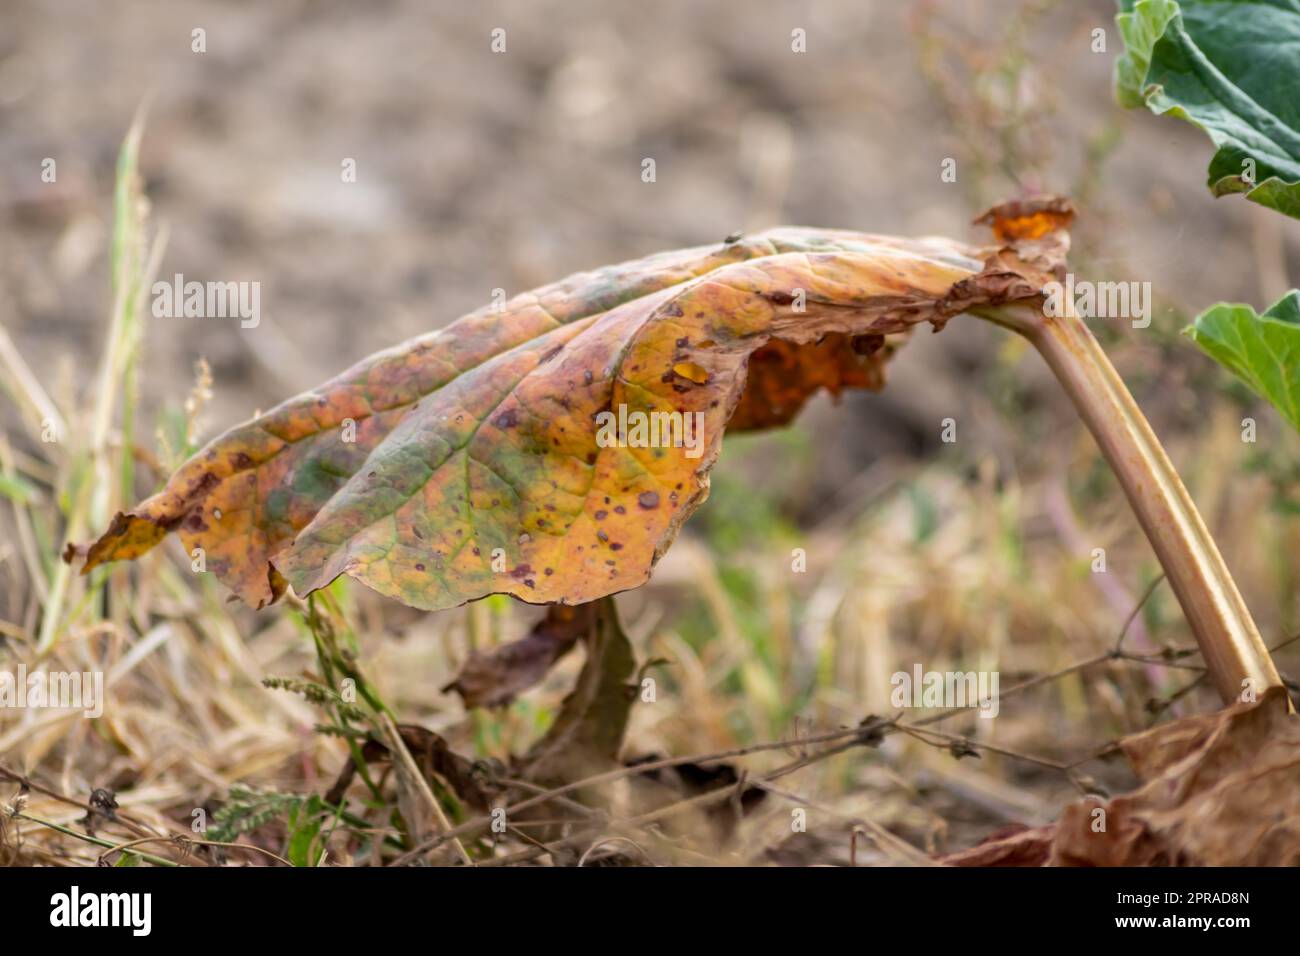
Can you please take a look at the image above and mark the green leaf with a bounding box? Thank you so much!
[1115,0,1300,219]
[285,796,327,867]
[1185,291,1300,432]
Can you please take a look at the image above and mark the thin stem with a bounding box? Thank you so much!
[15,812,179,867]
[972,302,1284,705]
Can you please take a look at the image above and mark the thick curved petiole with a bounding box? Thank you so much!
[971,302,1285,707]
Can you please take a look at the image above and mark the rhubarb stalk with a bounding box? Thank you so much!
[974,302,1284,705]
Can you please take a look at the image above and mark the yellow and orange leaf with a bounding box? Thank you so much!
[72,199,1073,611]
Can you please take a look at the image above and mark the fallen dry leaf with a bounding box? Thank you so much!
[73,199,1073,611]
[941,822,1054,867]
[324,723,493,811]
[943,687,1299,866]
[1052,686,1299,866]
[442,603,592,709]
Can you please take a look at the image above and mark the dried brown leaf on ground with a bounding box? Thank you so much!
[71,199,1074,612]
[620,755,769,848]
[442,604,591,709]
[324,724,493,811]
[944,687,1299,866]
[940,822,1054,867]
[1053,686,1299,866]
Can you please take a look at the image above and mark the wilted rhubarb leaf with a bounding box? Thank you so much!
[941,823,1054,867]
[324,724,492,810]
[442,604,589,709]
[944,687,1299,866]
[1053,687,1298,865]
[1115,0,1300,219]
[1185,290,1300,432]
[74,199,1073,611]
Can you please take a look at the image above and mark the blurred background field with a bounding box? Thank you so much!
[1,0,1298,865]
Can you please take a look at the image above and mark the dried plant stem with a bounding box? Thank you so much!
[973,302,1284,705]
[377,713,472,866]
[14,812,179,867]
